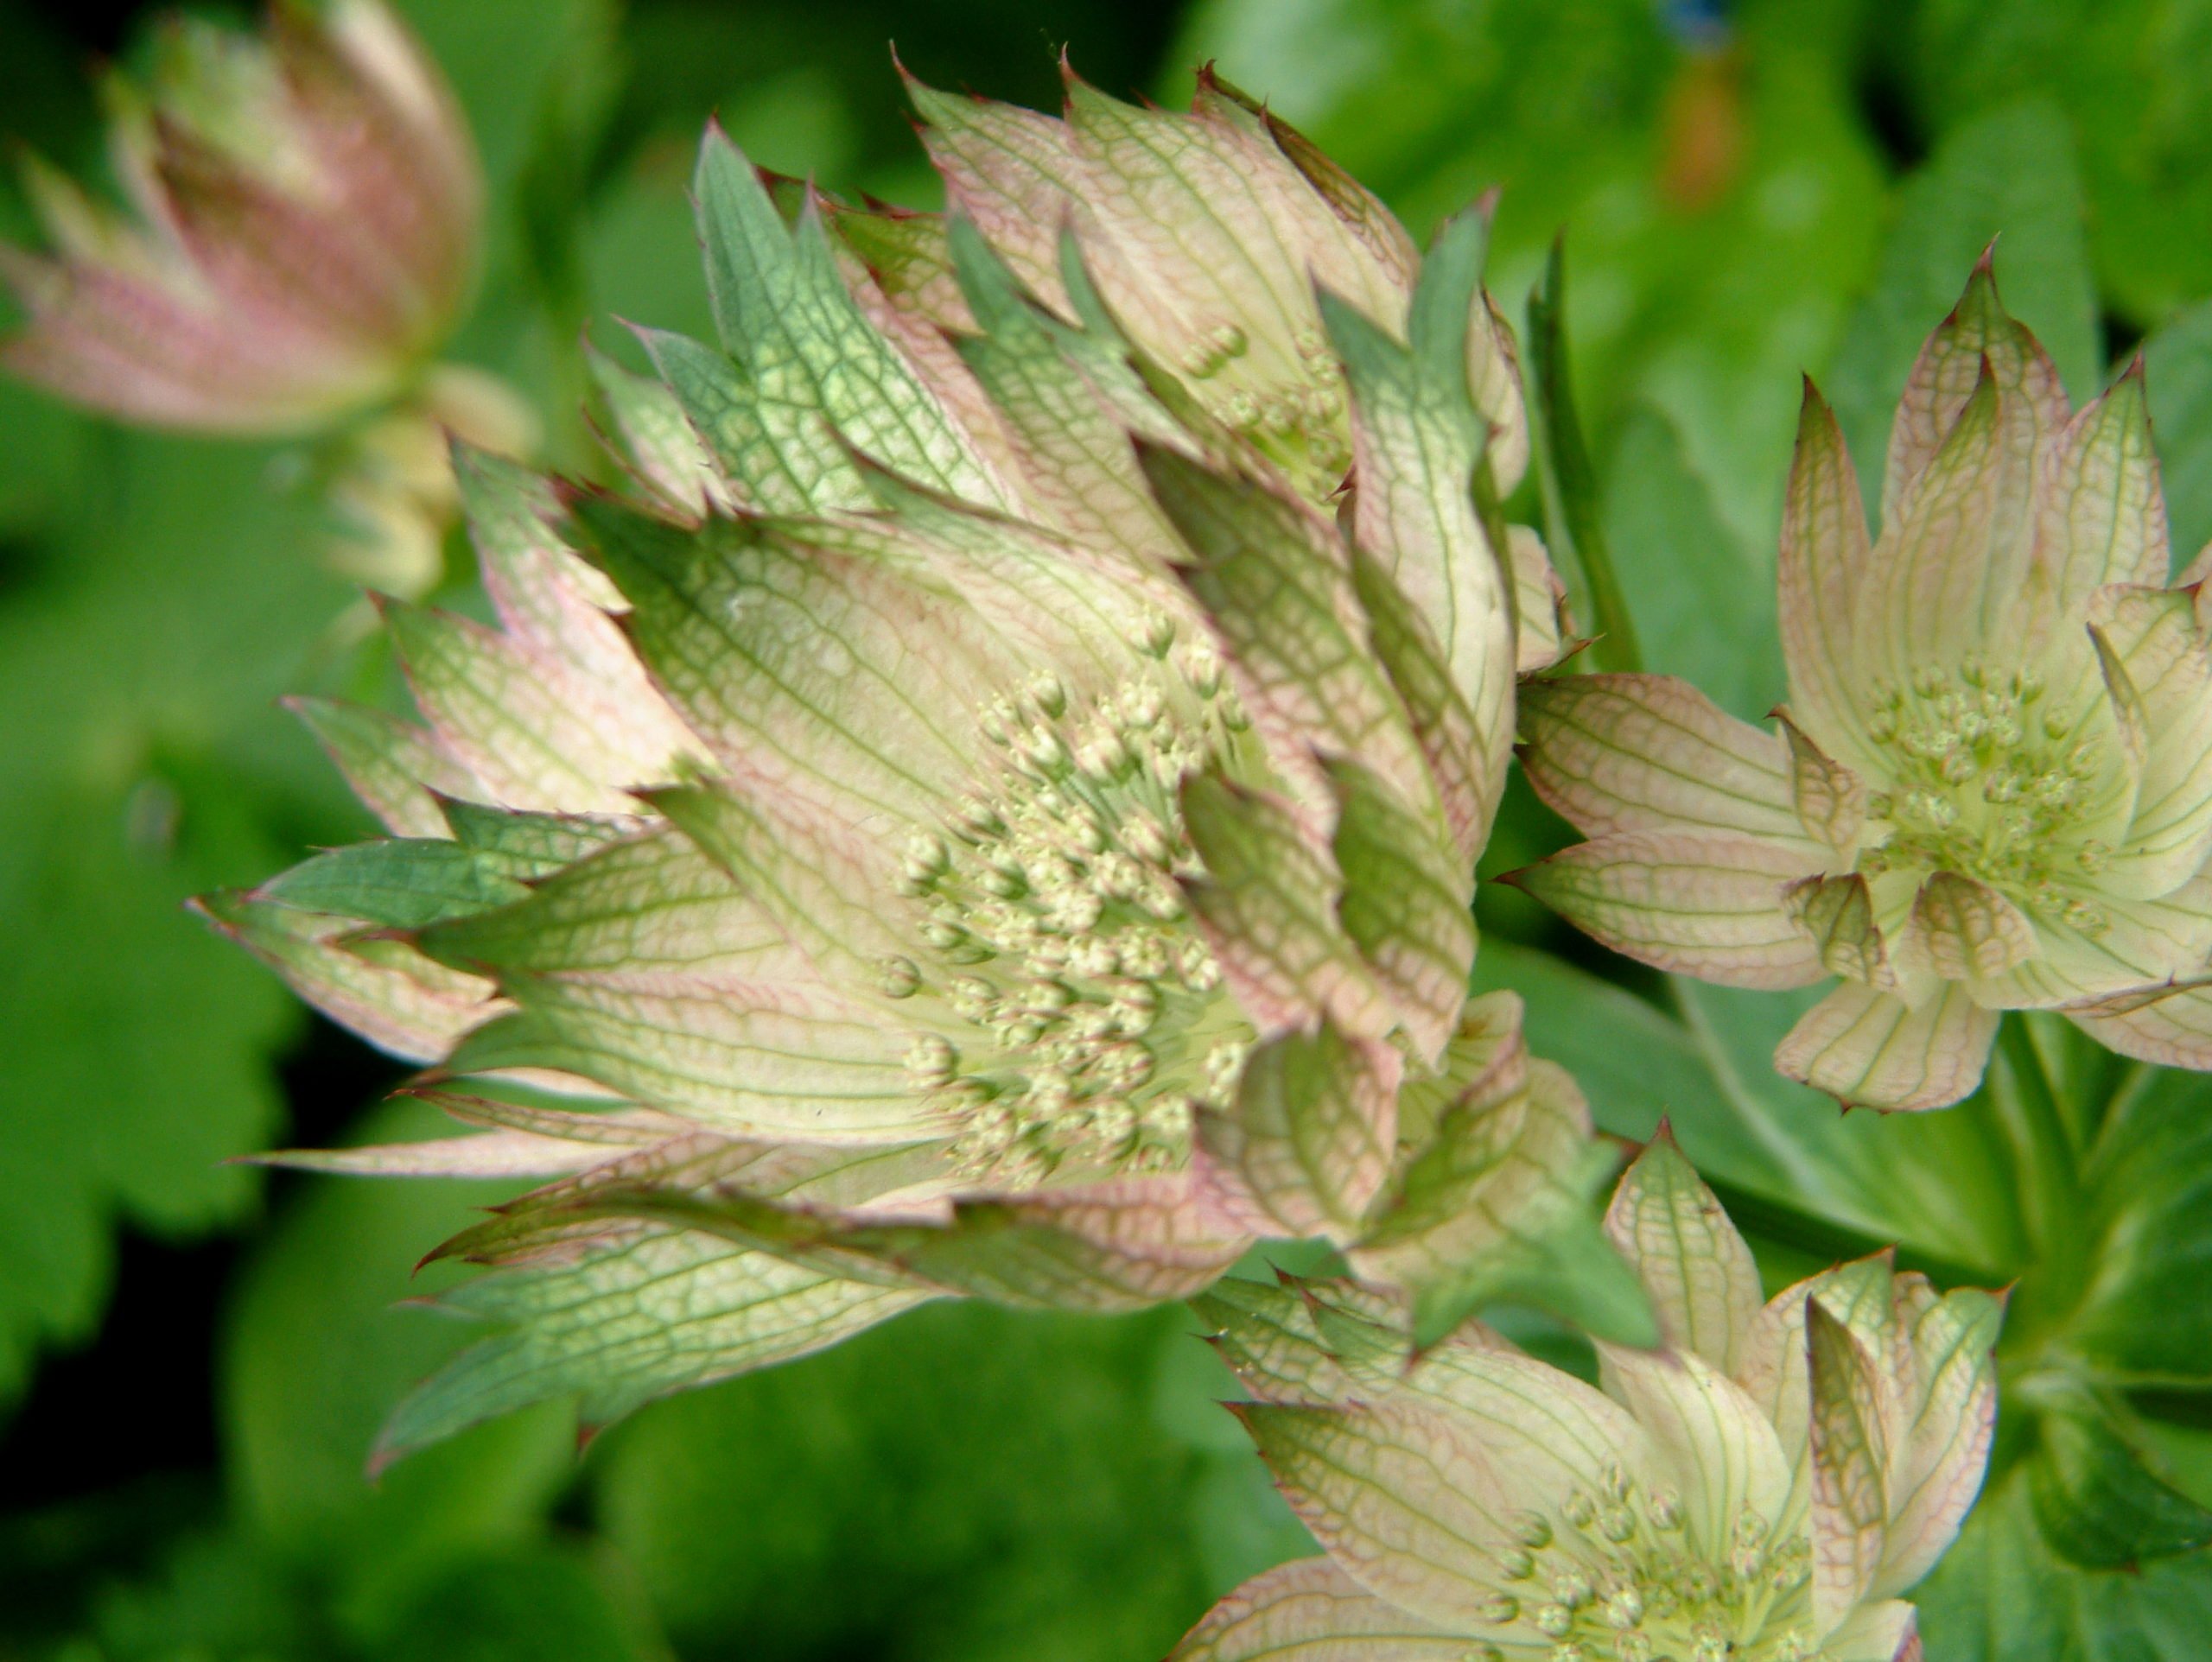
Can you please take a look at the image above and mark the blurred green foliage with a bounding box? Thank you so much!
[6,0,2212,1657]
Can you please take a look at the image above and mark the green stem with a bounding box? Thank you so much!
[1528,237,1642,676]
[1993,1013,2089,1324]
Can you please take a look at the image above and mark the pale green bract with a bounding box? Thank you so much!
[1515,252,2212,1110]
[1178,1133,2001,1662]
[200,67,1611,1458]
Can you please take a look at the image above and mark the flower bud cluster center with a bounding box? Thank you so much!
[1856,659,2113,931]
[884,638,1258,1184]
[1183,319,1353,498]
[1461,1472,1820,1662]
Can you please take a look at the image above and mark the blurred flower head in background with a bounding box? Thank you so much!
[0,0,533,594]
[1182,1132,2001,1662]
[1514,255,2212,1112]
[2,0,479,432]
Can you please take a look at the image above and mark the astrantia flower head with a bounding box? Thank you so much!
[1514,251,2212,1108]
[200,68,1599,1455]
[1,0,481,434]
[1179,1132,2000,1662]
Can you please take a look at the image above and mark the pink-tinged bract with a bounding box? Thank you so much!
[199,67,1620,1458]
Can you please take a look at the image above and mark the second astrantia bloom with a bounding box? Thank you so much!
[1180,1133,1999,1662]
[1515,254,2212,1110]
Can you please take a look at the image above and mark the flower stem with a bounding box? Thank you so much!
[1991,1012,2088,1324]
[1528,237,1643,676]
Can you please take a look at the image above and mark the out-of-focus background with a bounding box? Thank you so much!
[3,1,2212,1658]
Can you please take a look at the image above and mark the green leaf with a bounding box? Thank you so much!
[1600,404,1783,722]
[1905,0,2212,323]
[1529,238,1642,674]
[2029,1386,2212,1570]
[589,1302,1235,1662]
[1472,942,2030,1278]
[1917,1466,2212,1661]
[1825,98,2101,505]
[2067,1066,2212,1387]
[221,1098,579,1623]
[0,432,355,1405]
[2143,300,2212,573]
[363,1545,659,1662]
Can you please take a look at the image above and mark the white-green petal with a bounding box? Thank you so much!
[2033,358,2167,612]
[1778,381,1876,771]
[1326,757,1474,1064]
[1880,255,2068,535]
[1506,830,1825,989]
[2088,583,2212,896]
[1911,871,2037,981]
[1603,1132,1764,1376]
[585,342,734,518]
[376,1228,938,1465]
[1323,206,1515,775]
[1778,710,1869,859]
[1204,1019,1401,1241]
[1170,1557,1465,1662]
[1807,1301,1894,1637]
[1179,772,1393,1041]
[1596,1342,1795,1563]
[1871,1278,1999,1600]
[1235,1396,1552,1632]
[1144,443,1437,822]
[286,693,476,838]
[693,127,1014,511]
[195,890,495,1063]
[1773,981,1999,1111]
[570,493,994,828]
[1784,873,1906,992]
[1517,674,1816,848]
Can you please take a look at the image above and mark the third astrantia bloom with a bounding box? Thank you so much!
[1513,252,2212,1110]
[1179,1132,1999,1662]
[200,67,1606,1456]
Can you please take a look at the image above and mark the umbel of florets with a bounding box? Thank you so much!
[200,64,1615,1457]
[1514,251,2212,1110]
[1177,1132,2000,1662]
